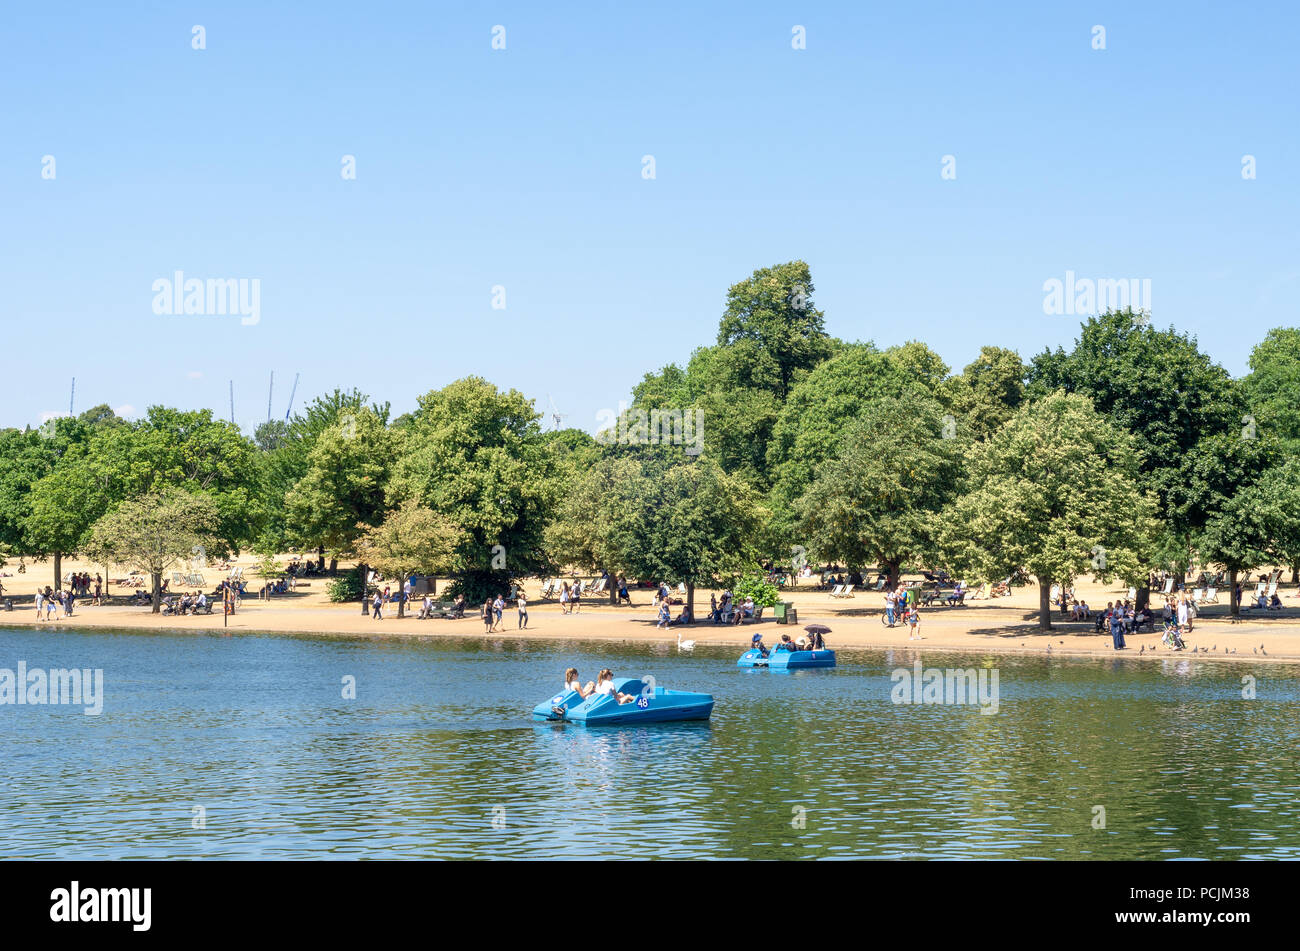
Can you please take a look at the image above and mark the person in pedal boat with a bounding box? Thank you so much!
[564,667,593,698]
[593,669,636,704]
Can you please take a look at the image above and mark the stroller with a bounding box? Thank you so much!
[1161,619,1186,651]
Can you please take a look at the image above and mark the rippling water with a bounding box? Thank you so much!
[1,626,1297,859]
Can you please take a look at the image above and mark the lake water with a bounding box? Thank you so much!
[1,626,1297,859]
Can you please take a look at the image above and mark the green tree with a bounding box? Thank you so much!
[795,392,967,588]
[83,488,220,613]
[285,407,396,612]
[257,388,390,563]
[1176,432,1281,615]
[387,378,551,600]
[1241,327,1300,446]
[767,342,950,538]
[354,501,460,617]
[943,346,1026,441]
[1027,310,1241,577]
[715,260,834,400]
[940,391,1158,629]
[551,450,765,616]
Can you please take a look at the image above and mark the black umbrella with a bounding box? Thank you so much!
[804,624,832,635]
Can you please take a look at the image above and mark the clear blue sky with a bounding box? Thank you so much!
[3,1,1297,433]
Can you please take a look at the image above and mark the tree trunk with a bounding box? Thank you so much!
[53,552,62,592]
[686,581,695,619]
[151,571,162,614]
[318,546,326,573]
[1228,567,1239,617]
[1038,578,1053,630]
[1291,564,1298,585]
[886,561,901,590]
[1136,586,1150,612]
[608,568,617,604]
[329,558,338,575]
[358,562,370,614]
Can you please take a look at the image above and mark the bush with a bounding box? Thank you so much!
[732,575,780,608]
[327,568,365,603]
[445,570,516,607]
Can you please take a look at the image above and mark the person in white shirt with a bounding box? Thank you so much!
[517,595,528,629]
[564,667,592,697]
[593,669,635,704]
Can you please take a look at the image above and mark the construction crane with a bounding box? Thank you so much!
[546,394,568,431]
[266,371,274,423]
[229,381,235,424]
[283,373,300,422]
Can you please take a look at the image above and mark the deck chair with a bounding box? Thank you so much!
[828,584,843,597]
[592,578,607,594]
[676,583,687,596]
[1201,587,1218,604]
[970,582,990,600]
[1162,577,1174,594]
[872,577,886,591]
[1126,587,1136,602]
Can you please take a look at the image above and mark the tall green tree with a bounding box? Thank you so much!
[563,452,765,616]
[285,407,396,612]
[943,346,1026,440]
[1241,327,1300,446]
[766,342,950,539]
[387,378,551,602]
[795,392,967,588]
[940,391,1158,629]
[1027,310,1241,575]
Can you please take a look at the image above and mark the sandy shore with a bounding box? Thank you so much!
[3,561,1299,663]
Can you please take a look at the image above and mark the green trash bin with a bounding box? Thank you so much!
[775,602,795,624]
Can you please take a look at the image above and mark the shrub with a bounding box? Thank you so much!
[327,568,365,603]
[732,574,780,608]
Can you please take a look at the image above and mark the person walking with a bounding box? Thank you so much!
[492,594,505,631]
[482,599,494,633]
[884,586,898,627]
[371,590,384,620]
[517,593,528,629]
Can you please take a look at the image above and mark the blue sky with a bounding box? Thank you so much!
[3,1,1297,434]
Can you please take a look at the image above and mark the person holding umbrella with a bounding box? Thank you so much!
[804,624,831,649]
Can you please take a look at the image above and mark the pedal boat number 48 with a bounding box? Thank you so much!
[533,677,714,724]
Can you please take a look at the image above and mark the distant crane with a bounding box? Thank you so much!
[266,371,274,423]
[283,373,300,422]
[69,378,75,417]
[546,394,568,431]
[229,381,235,425]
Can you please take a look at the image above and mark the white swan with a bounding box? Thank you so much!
[677,632,695,652]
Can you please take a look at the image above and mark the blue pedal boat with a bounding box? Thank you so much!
[532,677,714,724]
[737,648,836,670]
